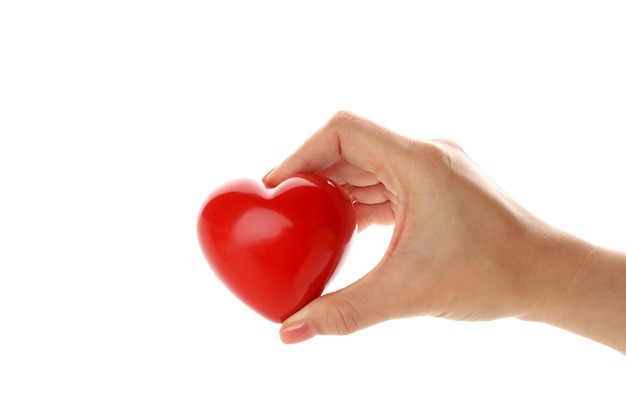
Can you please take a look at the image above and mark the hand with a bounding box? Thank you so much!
[263,111,597,346]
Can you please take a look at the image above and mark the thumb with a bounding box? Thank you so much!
[279,269,394,344]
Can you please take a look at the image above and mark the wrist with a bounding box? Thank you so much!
[518,225,626,354]
[515,223,594,324]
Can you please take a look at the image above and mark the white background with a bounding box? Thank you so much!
[1,1,625,416]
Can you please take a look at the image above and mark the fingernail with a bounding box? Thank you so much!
[262,167,276,187]
[279,321,316,344]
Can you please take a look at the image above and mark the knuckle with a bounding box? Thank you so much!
[431,138,462,151]
[331,110,357,123]
[421,139,466,173]
[328,110,361,130]
[324,299,362,336]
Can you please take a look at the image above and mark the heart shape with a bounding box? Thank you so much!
[197,173,356,323]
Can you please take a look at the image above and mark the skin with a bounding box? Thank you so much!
[263,111,626,354]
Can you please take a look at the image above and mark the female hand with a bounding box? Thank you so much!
[264,111,618,351]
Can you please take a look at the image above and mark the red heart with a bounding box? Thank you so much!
[197,173,356,323]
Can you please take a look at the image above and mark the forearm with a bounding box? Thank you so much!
[522,231,626,354]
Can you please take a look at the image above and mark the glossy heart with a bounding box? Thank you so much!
[197,173,356,323]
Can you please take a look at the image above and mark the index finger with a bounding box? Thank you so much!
[263,111,408,188]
